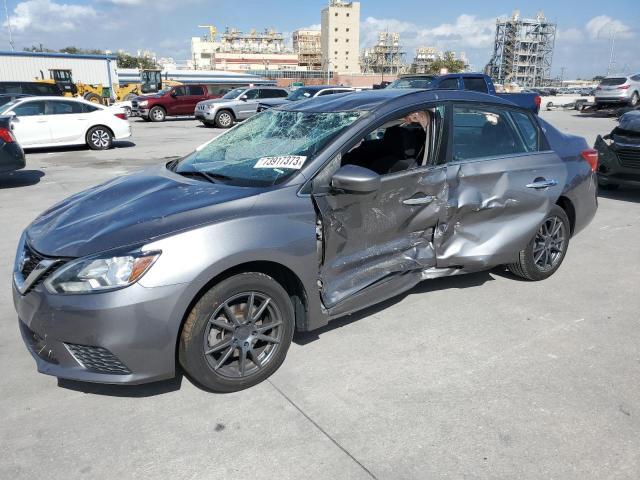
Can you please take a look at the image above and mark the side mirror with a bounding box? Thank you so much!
[5,110,16,117]
[240,95,248,101]
[330,165,380,194]
[170,91,177,98]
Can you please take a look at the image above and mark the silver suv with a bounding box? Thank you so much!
[595,74,640,107]
[195,86,289,128]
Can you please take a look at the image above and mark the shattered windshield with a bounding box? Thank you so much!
[173,109,364,186]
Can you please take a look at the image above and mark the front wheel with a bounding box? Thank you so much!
[214,110,234,128]
[629,92,639,107]
[179,272,294,393]
[86,126,113,150]
[149,106,166,122]
[508,205,570,281]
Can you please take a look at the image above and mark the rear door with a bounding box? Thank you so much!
[8,100,52,146]
[436,102,567,269]
[45,99,87,143]
[184,85,207,115]
[313,105,449,310]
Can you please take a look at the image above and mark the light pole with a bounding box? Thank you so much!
[3,0,14,51]
[327,59,332,85]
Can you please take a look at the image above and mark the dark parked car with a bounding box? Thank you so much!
[13,89,597,392]
[0,116,25,173]
[386,73,542,114]
[256,85,356,112]
[594,111,640,189]
[0,81,63,97]
[0,93,32,107]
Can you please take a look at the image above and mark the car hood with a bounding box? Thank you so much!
[26,164,261,258]
[198,98,236,106]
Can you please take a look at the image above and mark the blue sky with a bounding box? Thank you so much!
[2,0,639,79]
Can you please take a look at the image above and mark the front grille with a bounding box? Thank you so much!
[131,100,138,108]
[21,244,44,278]
[19,244,64,293]
[617,148,640,169]
[65,343,131,375]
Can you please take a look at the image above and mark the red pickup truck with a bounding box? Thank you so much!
[132,84,230,122]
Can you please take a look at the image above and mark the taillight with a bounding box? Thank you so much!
[581,149,598,172]
[617,85,630,90]
[0,127,15,143]
[534,95,541,107]
[114,113,126,120]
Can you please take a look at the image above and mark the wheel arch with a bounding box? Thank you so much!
[556,195,576,236]
[175,260,309,360]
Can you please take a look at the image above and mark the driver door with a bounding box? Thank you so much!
[236,89,260,119]
[312,106,448,312]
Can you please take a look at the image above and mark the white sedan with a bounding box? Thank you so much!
[0,96,131,150]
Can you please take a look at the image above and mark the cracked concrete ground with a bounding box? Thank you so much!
[1,111,638,479]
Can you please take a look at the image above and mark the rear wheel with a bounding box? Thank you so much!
[86,126,113,150]
[179,272,294,392]
[508,205,570,281]
[149,106,166,122]
[629,92,639,107]
[214,110,234,128]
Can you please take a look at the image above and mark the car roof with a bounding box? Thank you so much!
[10,96,104,107]
[280,88,520,113]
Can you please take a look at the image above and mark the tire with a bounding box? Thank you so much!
[629,92,639,107]
[123,106,132,118]
[507,205,570,281]
[86,125,113,150]
[149,106,166,122]
[214,109,234,128]
[84,92,102,104]
[179,272,295,393]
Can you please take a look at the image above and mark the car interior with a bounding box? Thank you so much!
[341,108,441,175]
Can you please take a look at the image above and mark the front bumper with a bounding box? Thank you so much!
[595,136,640,187]
[0,142,26,173]
[195,109,215,121]
[133,108,149,117]
[13,281,189,384]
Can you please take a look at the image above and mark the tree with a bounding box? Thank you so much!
[116,52,157,69]
[424,51,466,75]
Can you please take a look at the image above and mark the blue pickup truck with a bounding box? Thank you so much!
[387,73,542,114]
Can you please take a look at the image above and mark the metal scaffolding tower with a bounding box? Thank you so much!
[485,10,556,87]
[360,32,407,75]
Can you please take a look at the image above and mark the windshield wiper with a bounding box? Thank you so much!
[175,170,234,184]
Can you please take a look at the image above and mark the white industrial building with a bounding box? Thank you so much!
[321,0,361,74]
[0,51,118,86]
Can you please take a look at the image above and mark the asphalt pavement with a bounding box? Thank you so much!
[1,111,638,479]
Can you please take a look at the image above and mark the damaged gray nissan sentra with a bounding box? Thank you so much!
[13,89,598,392]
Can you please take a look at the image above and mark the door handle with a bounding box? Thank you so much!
[403,195,434,206]
[526,179,558,189]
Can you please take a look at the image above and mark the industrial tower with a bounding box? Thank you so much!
[485,11,556,87]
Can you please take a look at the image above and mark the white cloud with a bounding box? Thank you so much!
[7,0,97,32]
[360,14,497,58]
[556,27,584,44]
[298,24,321,31]
[585,15,634,40]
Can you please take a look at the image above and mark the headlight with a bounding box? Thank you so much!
[44,250,160,294]
[138,100,149,107]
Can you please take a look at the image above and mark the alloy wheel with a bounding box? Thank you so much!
[152,108,165,121]
[203,292,283,378]
[91,129,110,148]
[218,112,232,127]
[533,216,566,272]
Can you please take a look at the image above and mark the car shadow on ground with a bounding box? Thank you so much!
[57,374,184,397]
[26,141,135,154]
[0,169,44,188]
[132,117,197,123]
[294,271,494,346]
[598,187,640,203]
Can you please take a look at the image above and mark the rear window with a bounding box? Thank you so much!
[600,77,627,86]
[463,77,488,93]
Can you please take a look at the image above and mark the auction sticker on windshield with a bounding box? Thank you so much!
[254,156,307,169]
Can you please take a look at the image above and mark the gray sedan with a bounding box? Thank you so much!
[13,89,597,392]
